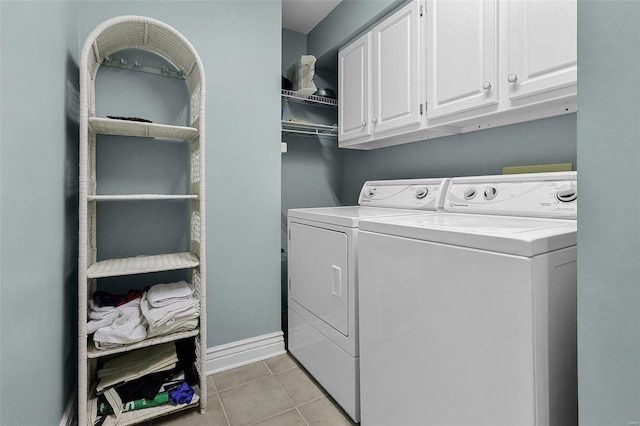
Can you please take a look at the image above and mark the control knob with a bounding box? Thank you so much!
[463,187,477,200]
[556,185,577,202]
[415,186,429,199]
[367,187,377,197]
[484,186,498,200]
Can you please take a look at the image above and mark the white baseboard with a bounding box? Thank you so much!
[206,331,286,375]
[59,389,76,426]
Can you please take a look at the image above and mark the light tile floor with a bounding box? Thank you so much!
[148,352,357,425]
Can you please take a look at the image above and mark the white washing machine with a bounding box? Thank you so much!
[287,178,450,423]
[358,172,578,426]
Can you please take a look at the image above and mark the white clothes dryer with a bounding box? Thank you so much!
[287,178,450,423]
[358,172,578,426]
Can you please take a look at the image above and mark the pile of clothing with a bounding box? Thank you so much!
[87,290,147,350]
[87,281,199,350]
[88,341,199,425]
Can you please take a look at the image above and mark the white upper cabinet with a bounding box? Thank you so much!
[338,32,372,144]
[371,1,422,135]
[425,0,577,130]
[338,0,577,149]
[427,0,498,119]
[339,1,445,148]
[506,0,577,104]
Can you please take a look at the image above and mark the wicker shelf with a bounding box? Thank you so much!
[87,329,200,358]
[87,252,200,278]
[89,117,199,140]
[99,389,200,426]
[79,16,207,425]
[88,194,199,201]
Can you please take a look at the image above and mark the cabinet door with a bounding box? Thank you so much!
[506,0,577,103]
[372,1,422,135]
[426,0,498,120]
[338,33,371,144]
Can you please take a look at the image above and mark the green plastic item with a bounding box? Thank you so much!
[97,391,170,415]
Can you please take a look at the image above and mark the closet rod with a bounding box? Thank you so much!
[101,56,186,80]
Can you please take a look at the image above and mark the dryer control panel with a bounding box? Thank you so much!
[445,171,577,219]
[358,178,450,210]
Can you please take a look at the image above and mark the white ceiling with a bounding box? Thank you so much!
[282,0,342,35]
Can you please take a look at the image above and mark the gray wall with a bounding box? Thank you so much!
[0,1,79,424]
[340,114,577,204]
[282,28,341,241]
[283,28,307,82]
[577,1,640,424]
[93,49,192,290]
[307,0,403,69]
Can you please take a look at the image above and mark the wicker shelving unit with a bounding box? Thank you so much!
[78,16,207,425]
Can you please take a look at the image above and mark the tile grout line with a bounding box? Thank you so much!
[210,372,244,426]
[213,359,299,394]
[214,357,316,426]
[216,360,301,426]
[271,366,310,426]
[242,361,307,426]
[264,361,299,376]
[245,407,303,426]
[213,390,231,426]
[213,370,276,393]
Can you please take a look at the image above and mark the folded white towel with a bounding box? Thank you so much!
[147,318,199,338]
[147,281,194,308]
[93,299,147,349]
[141,292,199,327]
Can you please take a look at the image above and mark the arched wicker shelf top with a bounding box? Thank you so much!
[81,15,204,94]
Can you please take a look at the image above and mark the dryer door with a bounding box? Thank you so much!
[289,222,349,336]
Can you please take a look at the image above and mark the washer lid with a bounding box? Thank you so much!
[359,213,577,256]
[288,206,428,228]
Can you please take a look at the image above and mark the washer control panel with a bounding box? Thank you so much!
[445,172,577,219]
[358,178,450,210]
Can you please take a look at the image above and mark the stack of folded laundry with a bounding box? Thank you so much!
[87,281,200,350]
[88,341,197,425]
[87,290,147,350]
[141,281,200,338]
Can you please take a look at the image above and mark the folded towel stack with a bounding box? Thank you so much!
[87,281,200,350]
[141,281,200,338]
[88,297,147,349]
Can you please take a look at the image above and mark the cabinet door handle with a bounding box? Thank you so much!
[482,81,492,90]
[331,265,342,298]
[508,74,518,83]
[361,121,367,127]
[372,118,378,124]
